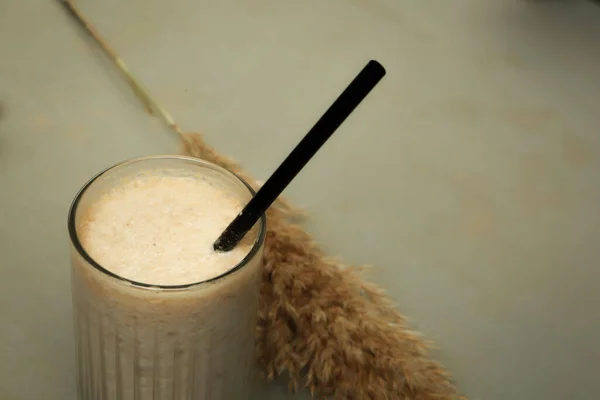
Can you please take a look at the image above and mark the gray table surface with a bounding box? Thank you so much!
[1,0,600,399]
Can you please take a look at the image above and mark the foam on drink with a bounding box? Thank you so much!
[78,175,251,286]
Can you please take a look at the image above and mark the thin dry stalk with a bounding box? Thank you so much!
[59,0,184,135]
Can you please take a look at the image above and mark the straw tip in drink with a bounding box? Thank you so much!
[213,233,237,253]
[212,240,227,253]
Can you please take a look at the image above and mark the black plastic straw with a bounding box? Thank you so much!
[214,60,386,252]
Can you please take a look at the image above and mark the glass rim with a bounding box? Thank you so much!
[67,154,267,291]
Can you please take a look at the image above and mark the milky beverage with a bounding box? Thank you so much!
[69,156,264,400]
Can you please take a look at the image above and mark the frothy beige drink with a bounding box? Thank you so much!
[69,156,265,400]
[79,175,251,286]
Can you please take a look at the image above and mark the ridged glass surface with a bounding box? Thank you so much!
[71,258,259,400]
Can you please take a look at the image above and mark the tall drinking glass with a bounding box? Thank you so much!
[68,156,266,399]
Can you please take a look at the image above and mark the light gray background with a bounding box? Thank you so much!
[1,0,599,399]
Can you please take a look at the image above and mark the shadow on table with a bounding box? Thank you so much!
[252,374,314,400]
